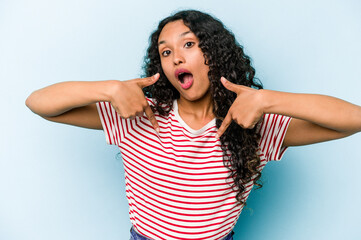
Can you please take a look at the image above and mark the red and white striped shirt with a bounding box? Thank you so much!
[97,98,291,240]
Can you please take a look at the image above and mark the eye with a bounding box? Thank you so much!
[184,42,194,48]
[161,50,171,57]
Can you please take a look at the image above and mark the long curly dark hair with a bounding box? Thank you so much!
[143,10,263,205]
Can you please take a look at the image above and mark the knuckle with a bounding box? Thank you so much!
[244,120,255,128]
[142,100,149,107]
[145,77,153,84]
[148,113,155,120]
[123,112,135,119]
[116,109,123,116]
[136,106,144,113]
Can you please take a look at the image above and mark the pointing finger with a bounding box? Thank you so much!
[221,77,239,93]
[144,103,160,133]
[138,73,160,88]
[216,112,233,138]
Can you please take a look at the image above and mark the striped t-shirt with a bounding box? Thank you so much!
[96,98,291,240]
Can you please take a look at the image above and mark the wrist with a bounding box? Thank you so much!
[259,89,277,114]
[101,80,122,102]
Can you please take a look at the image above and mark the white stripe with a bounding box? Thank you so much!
[96,100,291,240]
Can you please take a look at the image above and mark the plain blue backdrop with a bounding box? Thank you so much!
[1,0,360,239]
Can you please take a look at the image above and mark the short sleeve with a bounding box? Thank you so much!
[259,114,292,162]
[96,101,124,146]
[96,98,156,146]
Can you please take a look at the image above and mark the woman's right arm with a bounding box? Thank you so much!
[25,74,160,130]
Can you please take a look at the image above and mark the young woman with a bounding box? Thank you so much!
[26,10,361,240]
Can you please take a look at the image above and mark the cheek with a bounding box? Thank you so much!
[200,64,210,80]
[161,63,175,84]
[194,54,209,75]
[160,61,170,77]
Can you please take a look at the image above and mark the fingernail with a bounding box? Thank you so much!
[215,133,219,139]
[155,128,160,138]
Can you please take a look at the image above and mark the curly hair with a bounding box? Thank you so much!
[142,10,263,205]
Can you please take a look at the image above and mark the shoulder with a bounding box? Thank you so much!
[258,113,292,140]
[258,114,292,161]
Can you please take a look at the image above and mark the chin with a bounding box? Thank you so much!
[181,89,211,102]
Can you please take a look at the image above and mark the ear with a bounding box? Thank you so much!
[203,54,210,65]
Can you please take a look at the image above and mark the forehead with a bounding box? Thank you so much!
[158,20,194,43]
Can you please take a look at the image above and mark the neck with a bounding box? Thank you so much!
[177,92,214,120]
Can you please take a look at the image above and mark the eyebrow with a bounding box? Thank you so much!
[158,31,192,46]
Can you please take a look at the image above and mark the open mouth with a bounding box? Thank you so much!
[178,72,193,83]
[175,69,194,89]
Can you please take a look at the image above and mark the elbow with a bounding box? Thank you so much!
[25,91,46,116]
[25,91,65,118]
[25,93,35,112]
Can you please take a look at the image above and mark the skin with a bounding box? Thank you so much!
[25,20,361,147]
[158,20,215,130]
[218,77,361,146]
[25,75,160,131]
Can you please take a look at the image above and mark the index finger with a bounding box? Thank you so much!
[216,113,232,138]
[144,103,160,133]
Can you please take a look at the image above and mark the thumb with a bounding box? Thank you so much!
[221,77,239,93]
[138,73,160,88]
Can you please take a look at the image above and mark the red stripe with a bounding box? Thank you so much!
[134,209,235,237]
[97,101,291,240]
[132,120,223,153]
[132,196,240,226]
[125,158,231,193]
[123,151,230,182]
[125,173,238,208]
[97,102,114,145]
[133,205,235,240]
[136,214,233,240]
[123,137,224,161]
[123,155,231,188]
[126,184,241,217]
[264,114,279,159]
[138,118,220,144]
[259,114,270,149]
[142,114,217,136]
[124,132,224,165]
[272,116,291,160]
[126,165,233,200]
[106,102,122,145]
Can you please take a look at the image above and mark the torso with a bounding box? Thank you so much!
[96,98,292,240]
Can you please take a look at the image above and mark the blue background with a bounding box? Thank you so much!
[1,0,360,239]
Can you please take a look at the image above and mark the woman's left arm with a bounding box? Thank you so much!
[216,77,361,147]
[262,90,361,147]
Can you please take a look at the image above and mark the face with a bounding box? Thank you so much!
[158,20,211,102]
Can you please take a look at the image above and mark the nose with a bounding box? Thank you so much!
[173,49,185,65]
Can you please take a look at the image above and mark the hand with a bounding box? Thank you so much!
[109,73,160,132]
[216,77,265,138]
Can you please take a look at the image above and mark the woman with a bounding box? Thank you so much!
[26,10,361,240]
